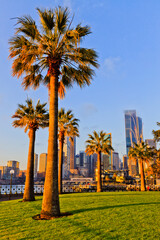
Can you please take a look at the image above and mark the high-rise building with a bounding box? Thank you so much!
[87,155,92,176]
[125,110,143,176]
[34,153,38,178]
[0,166,6,179]
[39,153,47,173]
[125,110,143,156]
[105,133,113,169]
[63,137,73,178]
[119,160,123,170]
[102,154,110,171]
[70,137,76,170]
[144,139,157,171]
[7,160,20,178]
[75,154,80,168]
[123,155,128,169]
[79,151,86,167]
[112,152,119,170]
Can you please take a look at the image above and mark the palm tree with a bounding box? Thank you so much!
[12,99,49,201]
[58,108,79,194]
[128,142,155,191]
[9,7,98,218]
[147,149,160,181]
[85,131,113,192]
[152,122,160,142]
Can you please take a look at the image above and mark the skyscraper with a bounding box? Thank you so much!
[123,155,128,169]
[125,110,143,156]
[70,137,76,170]
[34,153,38,178]
[144,139,156,171]
[39,153,47,173]
[62,136,76,177]
[112,152,119,170]
[105,133,113,169]
[79,151,86,167]
[7,160,19,178]
[102,154,110,171]
[125,110,143,176]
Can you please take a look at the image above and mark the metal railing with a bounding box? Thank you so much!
[0,185,44,195]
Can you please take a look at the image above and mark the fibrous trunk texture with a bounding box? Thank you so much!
[140,160,146,191]
[58,133,64,194]
[23,128,35,201]
[97,152,102,192]
[41,73,60,218]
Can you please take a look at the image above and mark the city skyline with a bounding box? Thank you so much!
[0,108,156,170]
[1,0,160,169]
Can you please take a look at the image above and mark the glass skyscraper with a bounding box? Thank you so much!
[125,110,143,156]
[124,110,143,176]
[105,133,113,169]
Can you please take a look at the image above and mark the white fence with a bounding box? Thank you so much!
[0,185,44,195]
[0,185,82,194]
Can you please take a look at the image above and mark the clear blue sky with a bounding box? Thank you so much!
[1,0,160,169]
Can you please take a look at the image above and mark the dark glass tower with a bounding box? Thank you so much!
[125,110,143,156]
[124,110,143,176]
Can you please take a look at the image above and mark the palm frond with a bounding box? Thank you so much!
[9,7,99,91]
[85,130,114,155]
[58,108,79,140]
[37,8,55,33]
[12,98,49,133]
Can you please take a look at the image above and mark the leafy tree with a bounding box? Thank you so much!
[9,7,98,218]
[128,142,155,191]
[58,108,79,194]
[12,99,48,201]
[147,149,160,180]
[85,131,113,192]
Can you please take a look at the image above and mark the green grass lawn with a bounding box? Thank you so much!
[0,192,160,240]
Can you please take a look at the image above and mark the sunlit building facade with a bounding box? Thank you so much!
[105,133,113,169]
[34,153,38,178]
[112,152,119,170]
[7,160,19,178]
[39,153,47,173]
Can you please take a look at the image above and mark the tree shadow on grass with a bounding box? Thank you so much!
[61,192,150,198]
[70,202,160,214]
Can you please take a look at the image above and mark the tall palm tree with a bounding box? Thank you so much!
[12,99,49,201]
[9,7,98,218]
[85,131,113,192]
[58,108,79,194]
[128,142,155,191]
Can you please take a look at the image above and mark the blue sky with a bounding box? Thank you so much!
[1,0,160,169]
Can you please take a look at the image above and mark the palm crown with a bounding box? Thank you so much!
[86,131,113,155]
[128,142,155,164]
[9,7,98,90]
[58,108,79,140]
[12,99,49,132]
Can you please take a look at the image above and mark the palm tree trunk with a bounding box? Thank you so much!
[58,133,64,194]
[41,73,60,218]
[140,160,146,191]
[23,128,35,201]
[97,151,102,192]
